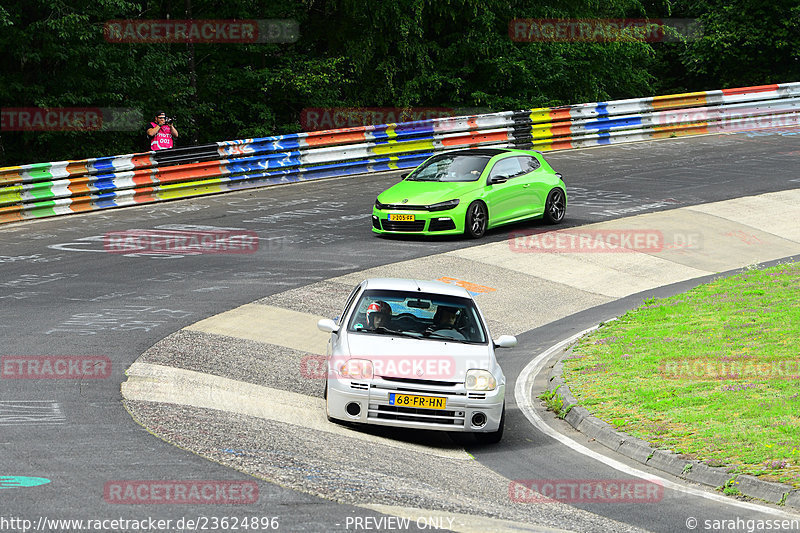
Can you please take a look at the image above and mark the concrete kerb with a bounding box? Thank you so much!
[544,336,800,510]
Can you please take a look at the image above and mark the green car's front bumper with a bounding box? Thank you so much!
[372,204,467,236]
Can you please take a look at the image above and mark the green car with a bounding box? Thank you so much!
[372,148,567,238]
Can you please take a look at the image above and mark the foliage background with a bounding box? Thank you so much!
[0,0,797,165]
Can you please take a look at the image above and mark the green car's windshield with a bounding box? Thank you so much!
[406,154,491,183]
[347,289,488,344]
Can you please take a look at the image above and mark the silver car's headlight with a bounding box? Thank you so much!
[465,369,496,391]
[338,359,374,380]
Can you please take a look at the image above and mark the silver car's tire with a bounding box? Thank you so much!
[475,403,505,444]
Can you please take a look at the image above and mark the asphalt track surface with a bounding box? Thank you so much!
[1,131,800,532]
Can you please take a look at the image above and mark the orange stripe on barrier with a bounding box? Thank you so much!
[155,163,225,184]
[652,123,709,137]
[67,181,93,196]
[721,84,779,96]
[67,196,94,213]
[66,162,89,175]
[549,138,575,150]
[133,173,157,187]
[442,131,510,146]
[131,154,156,168]
[550,124,573,137]
[0,205,23,224]
[0,169,23,186]
[305,131,367,147]
[132,186,159,203]
[652,92,707,110]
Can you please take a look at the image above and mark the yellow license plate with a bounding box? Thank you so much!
[388,213,415,222]
[389,393,446,409]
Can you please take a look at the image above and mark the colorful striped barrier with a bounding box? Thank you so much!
[1,82,798,225]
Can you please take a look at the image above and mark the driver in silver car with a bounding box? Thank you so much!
[366,300,392,330]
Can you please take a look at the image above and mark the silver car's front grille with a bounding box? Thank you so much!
[350,382,369,391]
[371,380,463,397]
[368,404,465,426]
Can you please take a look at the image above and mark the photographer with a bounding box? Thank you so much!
[146,111,179,151]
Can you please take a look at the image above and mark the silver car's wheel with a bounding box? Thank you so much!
[543,188,566,224]
[475,403,505,444]
[464,201,488,238]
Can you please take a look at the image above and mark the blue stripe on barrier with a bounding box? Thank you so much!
[91,158,117,172]
[92,175,118,192]
[585,116,643,131]
[94,192,119,209]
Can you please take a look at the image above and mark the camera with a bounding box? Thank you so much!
[165,117,174,125]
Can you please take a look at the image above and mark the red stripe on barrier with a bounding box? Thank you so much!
[442,131,511,146]
[721,84,780,96]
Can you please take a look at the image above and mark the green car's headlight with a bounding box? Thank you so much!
[465,369,496,391]
[375,199,387,210]
[427,199,460,211]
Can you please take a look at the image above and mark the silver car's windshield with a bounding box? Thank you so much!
[405,155,491,183]
[347,289,488,344]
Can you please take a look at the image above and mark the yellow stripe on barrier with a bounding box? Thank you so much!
[0,186,23,206]
[156,177,227,200]
[529,108,553,124]
[372,139,436,156]
[652,91,708,110]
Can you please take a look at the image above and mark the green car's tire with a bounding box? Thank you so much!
[465,201,488,238]
[543,188,566,224]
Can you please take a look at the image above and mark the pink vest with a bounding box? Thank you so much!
[150,122,174,150]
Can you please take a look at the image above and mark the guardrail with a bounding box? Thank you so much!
[1,82,798,224]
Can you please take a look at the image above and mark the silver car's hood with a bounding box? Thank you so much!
[339,332,497,382]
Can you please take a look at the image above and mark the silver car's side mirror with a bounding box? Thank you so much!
[494,335,517,348]
[317,318,340,334]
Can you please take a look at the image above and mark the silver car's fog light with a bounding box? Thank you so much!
[465,369,496,391]
[346,402,362,417]
[471,412,487,428]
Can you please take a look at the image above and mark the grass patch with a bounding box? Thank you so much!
[539,387,573,419]
[563,261,800,487]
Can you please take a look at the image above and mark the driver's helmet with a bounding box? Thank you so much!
[366,300,391,328]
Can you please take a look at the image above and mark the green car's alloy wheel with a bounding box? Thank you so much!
[465,201,488,238]
[544,188,566,224]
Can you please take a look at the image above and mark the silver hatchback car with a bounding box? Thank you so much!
[317,278,517,443]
